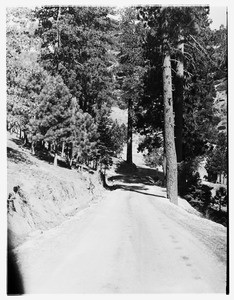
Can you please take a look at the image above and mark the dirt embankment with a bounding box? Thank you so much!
[7,135,104,248]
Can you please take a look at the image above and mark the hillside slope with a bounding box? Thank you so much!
[7,134,104,248]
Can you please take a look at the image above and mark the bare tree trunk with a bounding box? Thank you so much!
[174,35,184,163]
[127,98,133,164]
[163,52,178,205]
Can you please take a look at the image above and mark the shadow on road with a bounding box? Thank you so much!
[121,186,166,199]
[108,174,156,186]
[100,167,166,199]
[108,164,164,186]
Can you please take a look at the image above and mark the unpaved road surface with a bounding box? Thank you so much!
[15,186,227,293]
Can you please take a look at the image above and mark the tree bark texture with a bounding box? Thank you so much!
[61,141,65,157]
[57,6,61,49]
[23,132,28,146]
[54,153,58,167]
[127,98,133,164]
[31,141,35,155]
[163,52,178,205]
[174,36,184,162]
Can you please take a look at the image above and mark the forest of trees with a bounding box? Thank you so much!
[7,6,227,206]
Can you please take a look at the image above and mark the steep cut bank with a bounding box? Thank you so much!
[7,134,104,248]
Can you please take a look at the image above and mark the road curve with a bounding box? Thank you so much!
[15,187,227,293]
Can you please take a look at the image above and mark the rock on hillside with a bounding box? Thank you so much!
[7,134,104,248]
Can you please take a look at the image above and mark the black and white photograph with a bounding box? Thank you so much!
[2,0,229,296]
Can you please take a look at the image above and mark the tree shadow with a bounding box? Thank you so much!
[33,149,55,165]
[8,137,91,172]
[109,165,164,187]
[120,185,167,199]
[7,147,34,165]
[108,174,156,186]
[115,160,138,174]
[9,136,70,168]
[100,171,166,199]
[188,199,227,227]
[9,137,25,147]
[137,166,164,179]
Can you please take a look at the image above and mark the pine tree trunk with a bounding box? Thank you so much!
[127,98,133,164]
[54,153,58,167]
[70,97,77,167]
[16,125,20,138]
[219,197,222,211]
[23,131,28,146]
[163,52,178,205]
[57,6,61,48]
[31,141,35,155]
[10,126,13,134]
[53,143,58,167]
[21,130,25,140]
[56,6,61,72]
[94,159,98,170]
[61,141,65,157]
[162,149,167,187]
[174,35,184,163]
[68,142,74,168]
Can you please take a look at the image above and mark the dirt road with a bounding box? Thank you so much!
[15,186,227,293]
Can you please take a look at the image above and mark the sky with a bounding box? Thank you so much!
[2,0,228,30]
[2,0,228,28]
[209,6,227,29]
